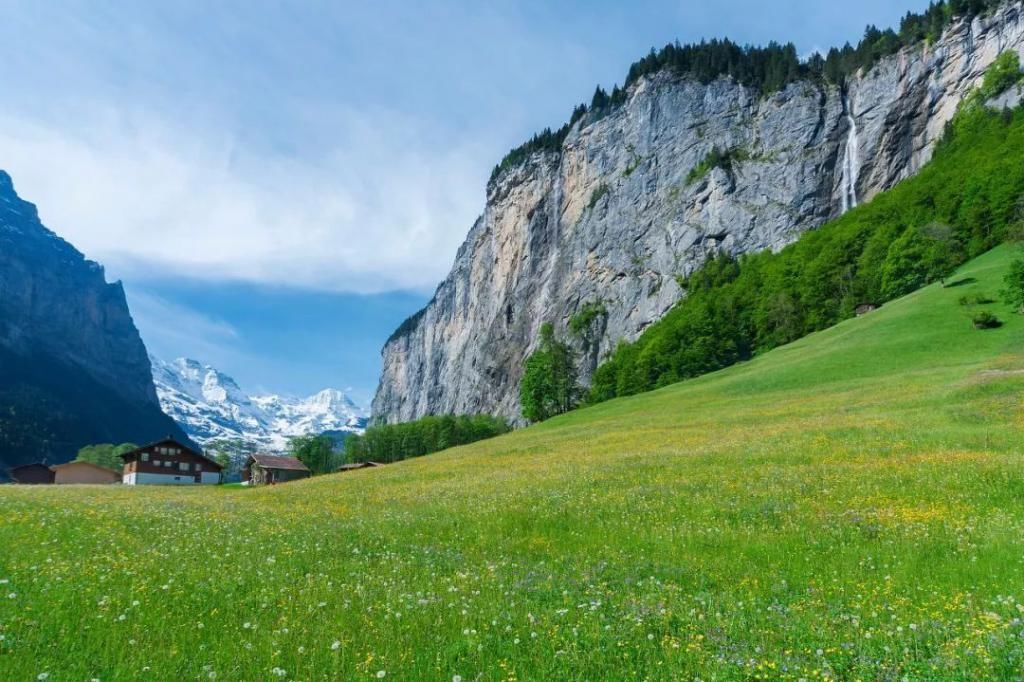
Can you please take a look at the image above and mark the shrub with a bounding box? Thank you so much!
[972,311,1003,329]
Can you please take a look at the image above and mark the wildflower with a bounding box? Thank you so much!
[377,671,387,679]
[37,674,49,681]
[243,622,252,629]
[331,640,341,651]
[909,623,918,630]
[271,667,286,677]
[7,593,15,599]
[453,676,462,682]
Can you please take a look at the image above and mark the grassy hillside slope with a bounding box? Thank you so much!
[2,248,1024,679]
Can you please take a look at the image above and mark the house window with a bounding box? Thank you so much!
[179,462,189,471]
[195,463,202,471]
[154,459,162,466]
[164,461,172,468]
[141,453,149,462]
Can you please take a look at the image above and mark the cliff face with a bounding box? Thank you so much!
[374,5,1024,424]
[0,170,188,471]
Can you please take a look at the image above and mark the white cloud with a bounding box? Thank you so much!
[0,105,488,294]
[126,289,240,364]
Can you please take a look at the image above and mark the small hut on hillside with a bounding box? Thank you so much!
[244,454,311,485]
[336,461,384,473]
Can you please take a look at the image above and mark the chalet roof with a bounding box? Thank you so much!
[120,437,223,470]
[50,460,120,475]
[9,462,51,471]
[336,461,384,471]
[248,454,310,472]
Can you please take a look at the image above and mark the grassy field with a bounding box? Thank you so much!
[3,247,1024,680]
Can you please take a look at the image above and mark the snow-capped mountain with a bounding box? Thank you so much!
[151,356,368,452]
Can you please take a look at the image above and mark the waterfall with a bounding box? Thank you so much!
[840,94,860,213]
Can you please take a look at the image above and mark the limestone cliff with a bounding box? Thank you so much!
[374,4,1024,423]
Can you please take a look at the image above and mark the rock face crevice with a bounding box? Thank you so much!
[374,5,1024,424]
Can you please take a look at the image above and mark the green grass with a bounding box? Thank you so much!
[3,248,1024,680]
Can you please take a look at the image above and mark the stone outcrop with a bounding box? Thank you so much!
[374,4,1024,424]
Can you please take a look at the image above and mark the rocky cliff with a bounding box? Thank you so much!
[374,4,1024,424]
[0,170,188,471]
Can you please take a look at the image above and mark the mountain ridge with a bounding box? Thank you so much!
[151,356,368,452]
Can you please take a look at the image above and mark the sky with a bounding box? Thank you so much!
[0,0,932,404]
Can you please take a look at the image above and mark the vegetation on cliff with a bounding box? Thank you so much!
[589,100,1024,402]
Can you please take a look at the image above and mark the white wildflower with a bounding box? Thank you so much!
[331,640,341,651]
[377,671,387,679]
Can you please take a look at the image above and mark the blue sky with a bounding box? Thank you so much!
[0,0,931,403]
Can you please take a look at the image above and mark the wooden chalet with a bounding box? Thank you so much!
[244,454,311,485]
[50,461,121,485]
[7,463,55,484]
[120,437,222,485]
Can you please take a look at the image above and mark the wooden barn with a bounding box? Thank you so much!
[50,461,121,485]
[7,463,55,484]
[120,437,223,485]
[336,461,384,473]
[244,454,311,485]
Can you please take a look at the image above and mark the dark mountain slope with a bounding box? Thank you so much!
[0,171,188,472]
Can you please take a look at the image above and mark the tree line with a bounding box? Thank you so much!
[491,0,1007,185]
[343,415,511,464]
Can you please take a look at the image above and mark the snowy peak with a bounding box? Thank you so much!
[151,356,368,452]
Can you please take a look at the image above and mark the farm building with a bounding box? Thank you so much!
[244,454,311,485]
[120,437,222,485]
[7,463,55,484]
[336,461,384,473]
[50,461,121,485]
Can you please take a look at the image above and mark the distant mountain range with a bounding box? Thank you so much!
[151,356,368,452]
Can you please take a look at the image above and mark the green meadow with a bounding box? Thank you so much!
[2,246,1024,680]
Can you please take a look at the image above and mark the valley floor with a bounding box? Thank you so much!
[2,248,1024,679]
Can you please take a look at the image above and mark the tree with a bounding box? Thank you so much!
[75,443,136,471]
[289,435,338,475]
[520,323,581,423]
[919,222,960,285]
[1002,257,1024,313]
[880,228,933,299]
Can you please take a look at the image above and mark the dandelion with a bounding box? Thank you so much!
[377,671,387,679]
[331,640,341,651]
[271,667,286,677]
[37,674,49,681]
[453,676,462,682]
[243,622,252,629]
